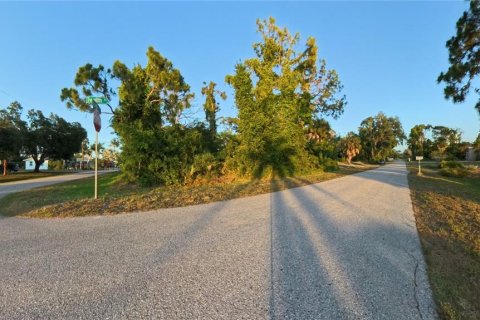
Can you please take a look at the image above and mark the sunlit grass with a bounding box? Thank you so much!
[407,162,480,320]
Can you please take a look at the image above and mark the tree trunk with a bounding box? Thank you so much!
[3,159,6,176]
[33,155,45,173]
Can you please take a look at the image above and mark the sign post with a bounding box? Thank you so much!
[86,96,106,199]
[93,102,102,199]
[416,156,423,176]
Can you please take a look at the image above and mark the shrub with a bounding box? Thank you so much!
[439,167,469,178]
[48,160,64,171]
[189,153,221,181]
[439,160,464,169]
[321,158,339,172]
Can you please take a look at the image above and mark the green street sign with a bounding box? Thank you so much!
[86,96,108,104]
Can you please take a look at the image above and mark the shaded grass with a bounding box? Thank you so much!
[407,162,480,320]
[0,171,74,184]
[0,163,375,218]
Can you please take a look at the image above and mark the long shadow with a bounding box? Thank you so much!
[270,176,436,319]
[269,179,347,319]
[16,181,259,319]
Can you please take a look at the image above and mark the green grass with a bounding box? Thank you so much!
[0,171,74,184]
[407,162,480,320]
[0,163,376,218]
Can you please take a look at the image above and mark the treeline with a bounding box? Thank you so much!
[57,17,469,186]
[0,102,86,173]
[60,18,351,185]
[407,124,480,161]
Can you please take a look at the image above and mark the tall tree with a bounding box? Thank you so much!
[438,0,480,114]
[358,112,405,162]
[339,132,362,164]
[23,110,87,172]
[60,64,116,114]
[226,17,346,177]
[201,81,226,144]
[0,101,25,175]
[407,124,428,159]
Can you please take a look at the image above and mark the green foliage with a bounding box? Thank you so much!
[438,160,469,177]
[23,109,87,171]
[439,167,470,178]
[0,101,25,161]
[321,158,339,172]
[338,132,361,164]
[305,119,338,163]
[48,160,64,171]
[438,0,480,114]
[189,152,221,181]
[201,81,226,148]
[226,17,346,177]
[91,47,198,185]
[439,160,465,169]
[408,124,427,159]
[1,102,86,172]
[358,112,405,162]
[60,64,116,114]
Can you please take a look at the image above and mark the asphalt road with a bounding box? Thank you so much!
[0,162,437,319]
[0,170,115,198]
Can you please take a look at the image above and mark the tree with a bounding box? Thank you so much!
[474,132,480,151]
[339,132,361,164]
[438,0,480,114]
[201,81,226,146]
[305,118,338,162]
[89,142,105,159]
[60,64,117,114]
[111,47,199,184]
[358,112,405,162]
[63,47,199,185]
[23,110,87,172]
[407,124,427,159]
[225,17,346,177]
[430,126,462,159]
[0,101,25,175]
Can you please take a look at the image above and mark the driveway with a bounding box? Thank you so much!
[0,162,437,319]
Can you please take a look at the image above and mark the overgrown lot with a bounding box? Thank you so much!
[408,161,480,320]
[0,163,375,218]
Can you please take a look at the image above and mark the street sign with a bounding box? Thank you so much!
[86,96,108,104]
[416,156,423,161]
[93,104,101,132]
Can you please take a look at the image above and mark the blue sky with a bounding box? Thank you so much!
[1,1,479,148]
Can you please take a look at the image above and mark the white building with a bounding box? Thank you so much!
[23,158,49,171]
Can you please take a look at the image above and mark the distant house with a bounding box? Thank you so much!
[466,147,479,161]
[23,158,49,171]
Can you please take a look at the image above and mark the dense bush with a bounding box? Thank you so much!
[321,158,339,172]
[439,167,469,178]
[48,160,64,171]
[439,160,465,169]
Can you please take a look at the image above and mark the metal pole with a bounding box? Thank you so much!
[95,131,98,199]
[418,160,422,176]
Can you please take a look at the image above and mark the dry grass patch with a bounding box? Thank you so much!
[0,163,375,218]
[408,162,480,320]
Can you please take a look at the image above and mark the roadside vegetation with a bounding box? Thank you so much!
[0,163,375,218]
[408,161,480,320]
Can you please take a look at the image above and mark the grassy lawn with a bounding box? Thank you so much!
[0,171,75,184]
[407,162,480,320]
[0,162,376,218]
